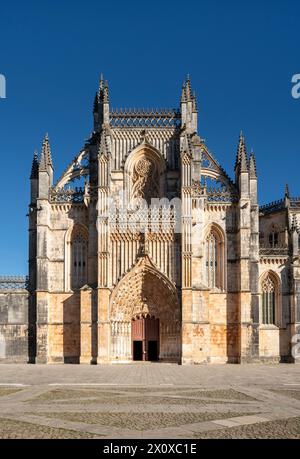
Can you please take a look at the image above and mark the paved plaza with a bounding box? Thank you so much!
[0,363,299,438]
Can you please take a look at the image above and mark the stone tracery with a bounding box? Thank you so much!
[109,255,181,361]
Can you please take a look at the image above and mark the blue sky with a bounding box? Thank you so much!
[0,0,299,275]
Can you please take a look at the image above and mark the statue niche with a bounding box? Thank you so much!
[131,156,159,203]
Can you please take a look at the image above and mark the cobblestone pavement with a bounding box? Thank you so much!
[0,363,299,438]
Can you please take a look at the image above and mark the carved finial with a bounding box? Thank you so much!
[285,183,290,198]
[44,134,52,168]
[185,74,192,100]
[140,129,148,143]
[30,150,39,179]
[249,150,257,178]
[98,74,105,100]
[39,133,52,171]
[99,73,104,89]
[103,80,109,103]
[235,131,248,172]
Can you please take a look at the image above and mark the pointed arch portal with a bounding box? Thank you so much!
[109,255,181,362]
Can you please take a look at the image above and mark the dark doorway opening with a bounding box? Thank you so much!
[148,340,158,361]
[133,341,143,361]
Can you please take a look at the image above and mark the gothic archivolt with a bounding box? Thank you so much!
[110,255,180,322]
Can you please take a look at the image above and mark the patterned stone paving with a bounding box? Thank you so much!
[0,418,99,439]
[32,410,256,430]
[0,363,299,438]
[195,416,300,439]
[30,389,250,406]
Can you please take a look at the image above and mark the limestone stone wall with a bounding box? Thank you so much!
[259,325,280,361]
[259,210,287,247]
[0,291,29,362]
[48,205,89,292]
[209,293,230,363]
[47,292,80,363]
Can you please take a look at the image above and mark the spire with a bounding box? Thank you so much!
[249,150,257,178]
[39,143,47,171]
[285,183,290,198]
[97,74,110,125]
[235,131,248,172]
[235,131,243,168]
[98,74,109,103]
[93,92,99,113]
[30,150,39,179]
[181,75,198,132]
[39,134,53,171]
[103,80,109,103]
[181,74,194,102]
[240,149,248,172]
[181,83,187,103]
[44,134,53,168]
[98,73,104,100]
[185,74,192,100]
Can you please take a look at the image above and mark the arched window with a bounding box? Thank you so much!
[71,226,88,289]
[261,273,277,325]
[205,226,224,290]
[269,231,278,248]
[268,225,279,248]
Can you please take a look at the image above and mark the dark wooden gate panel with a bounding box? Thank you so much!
[131,317,159,361]
[131,318,144,341]
[145,318,159,340]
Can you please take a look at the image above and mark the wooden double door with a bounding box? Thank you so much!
[131,317,159,361]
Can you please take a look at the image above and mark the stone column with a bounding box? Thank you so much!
[98,288,111,363]
[35,200,50,364]
[237,174,253,363]
[180,148,193,364]
[80,286,93,364]
[249,155,260,361]
[290,225,300,362]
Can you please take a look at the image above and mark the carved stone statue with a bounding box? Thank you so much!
[132,156,159,203]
